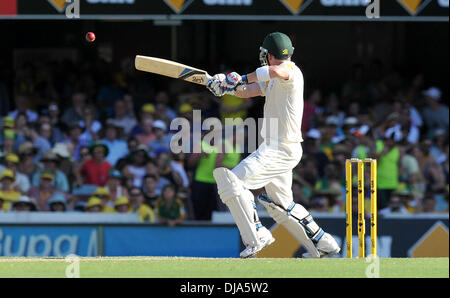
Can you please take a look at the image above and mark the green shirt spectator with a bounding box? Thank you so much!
[194,140,218,184]
[376,139,400,190]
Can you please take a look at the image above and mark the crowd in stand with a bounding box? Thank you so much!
[0,59,448,224]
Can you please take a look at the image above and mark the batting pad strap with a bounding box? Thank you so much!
[258,194,320,258]
[256,66,271,82]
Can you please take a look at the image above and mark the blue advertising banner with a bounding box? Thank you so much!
[103,226,240,257]
[0,226,98,257]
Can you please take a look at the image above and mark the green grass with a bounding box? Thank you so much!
[0,257,448,278]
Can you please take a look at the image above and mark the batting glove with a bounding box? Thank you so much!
[207,74,226,97]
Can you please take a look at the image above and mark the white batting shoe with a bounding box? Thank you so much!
[302,232,341,258]
[240,227,275,258]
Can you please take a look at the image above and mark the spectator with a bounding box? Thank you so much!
[102,120,128,166]
[155,184,185,227]
[8,95,38,123]
[114,196,131,213]
[302,89,322,133]
[12,195,37,212]
[375,130,400,209]
[23,125,51,163]
[421,87,448,137]
[142,173,159,208]
[115,137,139,171]
[32,151,69,193]
[155,148,184,188]
[187,137,221,220]
[79,105,102,142]
[145,160,170,195]
[64,121,88,163]
[130,104,156,137]
[0,117,15,148]
[148,120,172,157]
[123,145,149,188]
[105,169,128,201]
[379,195,409,215]
[400,146,425,201]
[17,142,39,180]
[78,142,112,187]
[0,153,30,193]
[155,91,177,122]
[47,102,63,131]
[111,99,137,135]
[128,186,155,222]
[61,92,86,127]
[92,187,115,212]
[422,195,437,213]
[85,196,104,213]
[135,116,156,146]
[28,171,64,211]
[1,129,17,157]
[47,192,67,212]
[0,169,21,211]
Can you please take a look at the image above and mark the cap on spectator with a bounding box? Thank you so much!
[306,128,321,139]
[93,187,110,198]
[40,151,59,163]
[179,103,193,114]
[135,144,149,154]
[114,196,131,208]
[152,120,167,132]
[141,103,156,114]
[47,193,67,208]
[52,143,71,159]
[13,196,37,210]
[325,116,339,126]
[5,153,19,164]
[85,196,103,210]
[89,142,109,157]
[109,169,123,179]
[0,169,15,182]
[18,142,38,156]
[423,87,442,100]
[2,116,14,129]
[3,129,16,140]
[41,170,55,181]
[343,117,358,126]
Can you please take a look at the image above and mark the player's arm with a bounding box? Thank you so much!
[235,83,263,98]
[243,65,291,83]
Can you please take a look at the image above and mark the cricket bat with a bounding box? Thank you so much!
[135,55,212,86]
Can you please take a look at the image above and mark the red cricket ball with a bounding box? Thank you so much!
[86,32,96,43]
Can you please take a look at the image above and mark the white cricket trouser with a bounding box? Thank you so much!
[232,141,302,210]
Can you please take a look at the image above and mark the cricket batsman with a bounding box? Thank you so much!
[206,32,340,258]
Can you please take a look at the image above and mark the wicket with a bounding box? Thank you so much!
[345,158,377,258]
